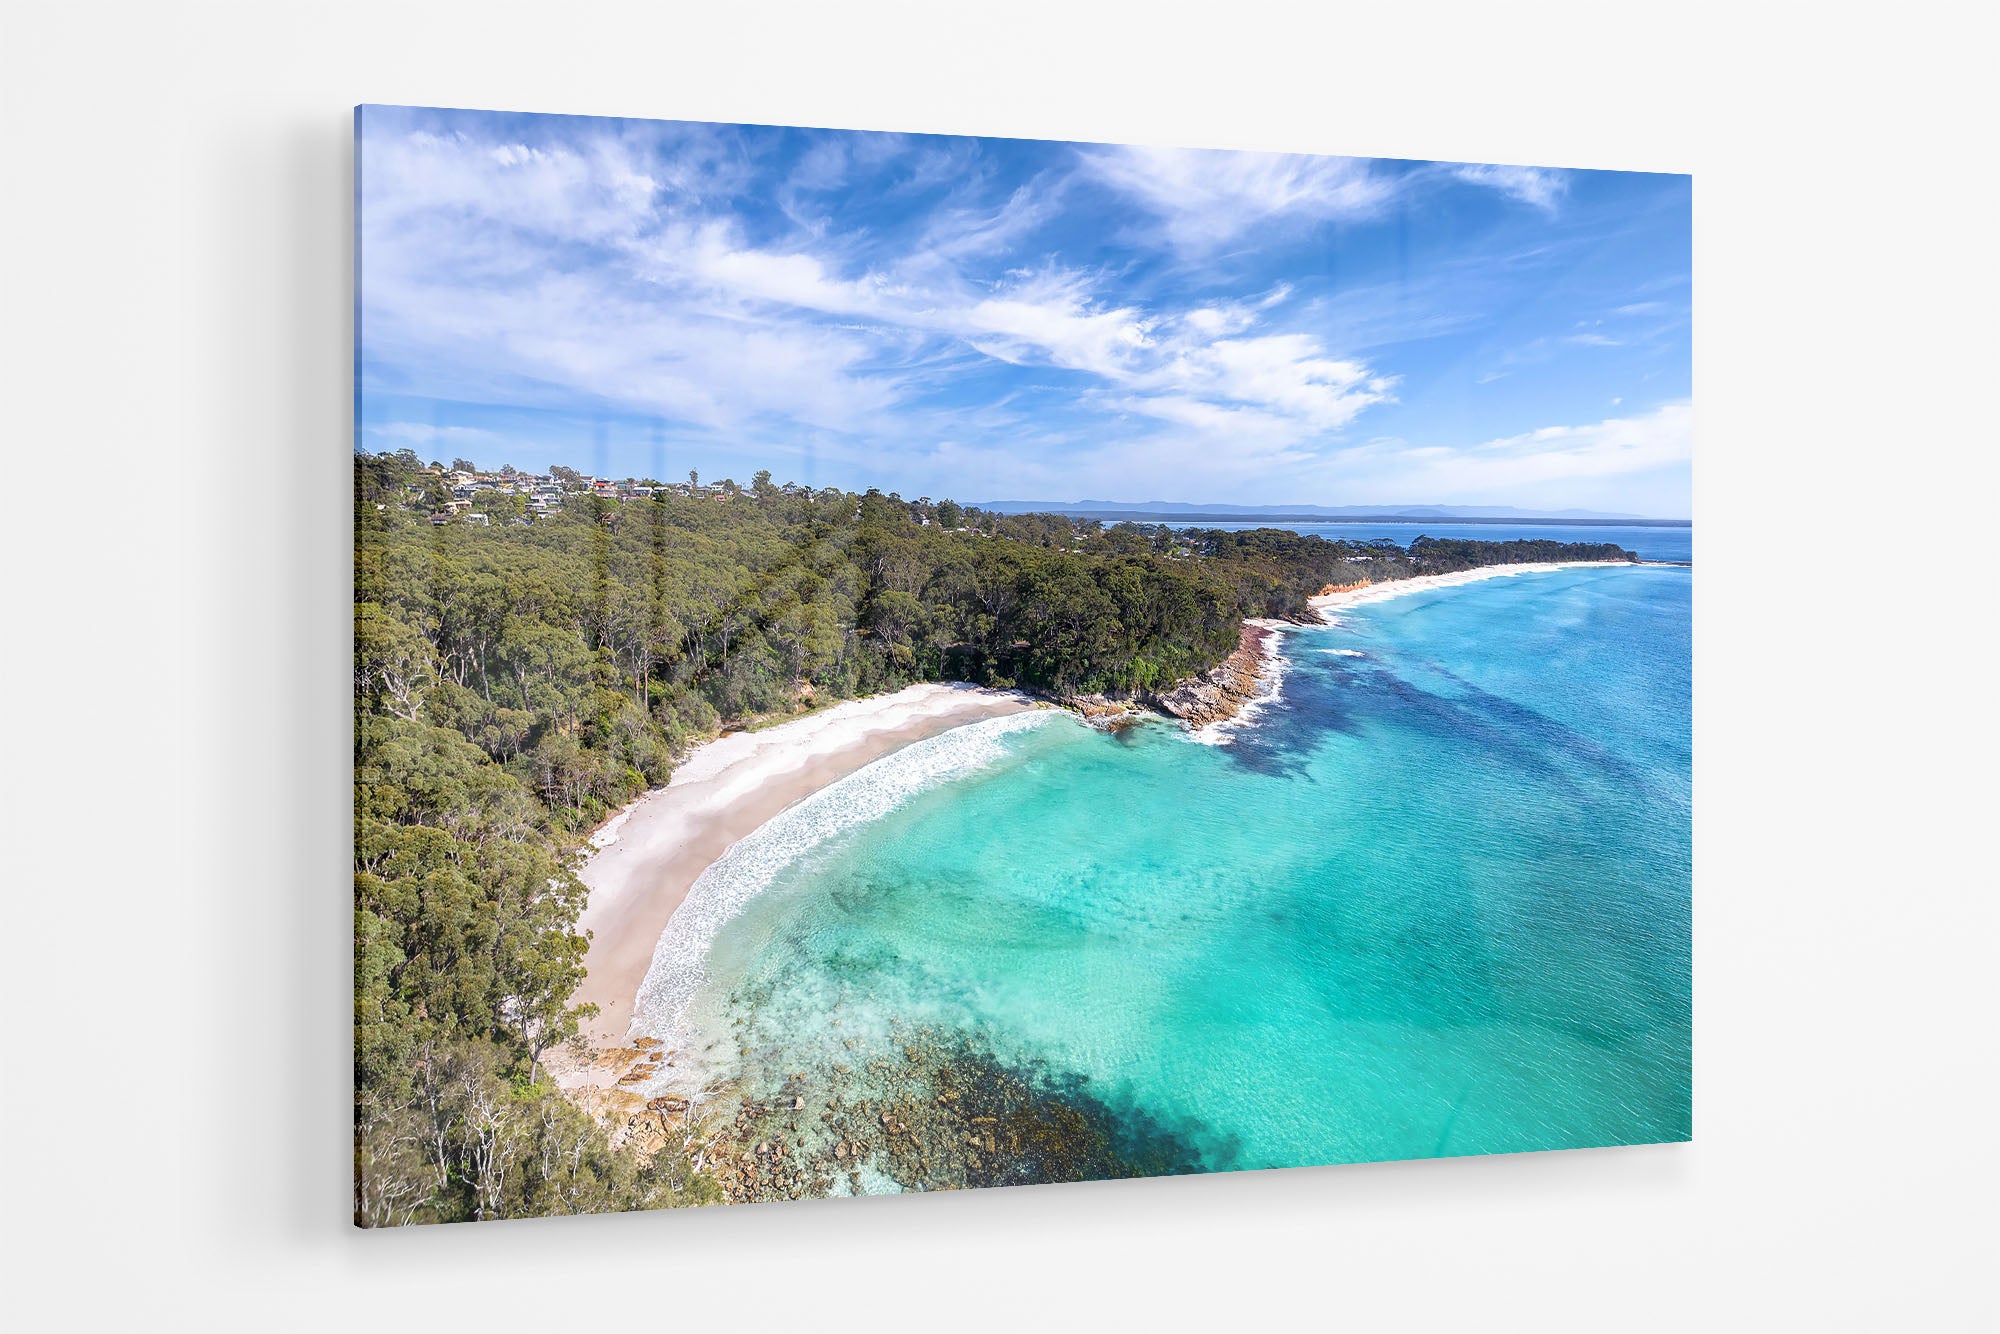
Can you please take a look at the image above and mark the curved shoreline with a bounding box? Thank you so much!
[1195,562,1640,738]
[630,709,1065,1079]
[550,683,1033,1096]
[1309,560,1634,618]
[550,562,1636,1104]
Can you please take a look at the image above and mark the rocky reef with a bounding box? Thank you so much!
[698,1024,1217,1204]
[1141,621,1276,728]
[1061,620,1282,731]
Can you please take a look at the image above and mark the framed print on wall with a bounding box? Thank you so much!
[353,103,1691,1226]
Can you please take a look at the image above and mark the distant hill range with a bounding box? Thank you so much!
[971,500,1688,526]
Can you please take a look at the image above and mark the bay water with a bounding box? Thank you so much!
[640,563,1692,1175]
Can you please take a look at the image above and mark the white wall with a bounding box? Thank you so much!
[4,2,1991,1328]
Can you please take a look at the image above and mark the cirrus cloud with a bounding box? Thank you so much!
[356,106,1689,512]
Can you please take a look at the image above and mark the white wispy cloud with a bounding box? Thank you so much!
[361,122,1404,466]
[358,112,1688,512]
[1319,401,1693,513]
[1466,401,1689,471]
[915,181,1063,266]
[368,422,503,446]
[1452,162,1568,212]
[1077,144,1395,252]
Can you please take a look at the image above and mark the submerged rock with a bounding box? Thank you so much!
[703,1025,1218,1204]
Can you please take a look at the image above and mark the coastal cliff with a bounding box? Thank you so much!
[1143,622,1277,728]
[1063,620,1282,732]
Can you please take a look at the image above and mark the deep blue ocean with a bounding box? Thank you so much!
[1202,520,1693,564]
[640,563,1692,1180]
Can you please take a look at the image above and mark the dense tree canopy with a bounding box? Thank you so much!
[352,449,1635,1223]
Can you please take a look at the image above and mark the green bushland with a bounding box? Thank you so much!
[352,449,1634,1223]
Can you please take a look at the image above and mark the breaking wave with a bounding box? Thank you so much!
[1190,628,1293,746]
[629,710,1065,1061]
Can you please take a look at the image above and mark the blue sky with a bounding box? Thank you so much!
[357,106,1690,516]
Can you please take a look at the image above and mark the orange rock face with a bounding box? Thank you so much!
[1144,622,1273,728]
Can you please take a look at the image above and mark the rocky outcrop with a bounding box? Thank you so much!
[1060,620,1279,732]
[704,1023,1209,1204]
[1143,622,1274,728]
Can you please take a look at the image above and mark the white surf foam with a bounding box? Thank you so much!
[1309,561,1628,622]
[1192,626,1294,746]
[627,709,1065,1064]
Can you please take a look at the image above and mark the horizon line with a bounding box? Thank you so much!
[353,445,1689,523]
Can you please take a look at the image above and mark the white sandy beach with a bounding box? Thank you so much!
[1196,566,1624,742]
[557,683,1032,1086]
[553,563,1625,1094]
[1309,561,1631,619]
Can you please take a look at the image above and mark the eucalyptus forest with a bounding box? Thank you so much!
[351,448,1635,1224]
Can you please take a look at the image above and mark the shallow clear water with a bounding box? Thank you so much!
[653,564,1691,1174]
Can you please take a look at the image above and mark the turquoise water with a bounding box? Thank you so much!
[649,564,1691,1175]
